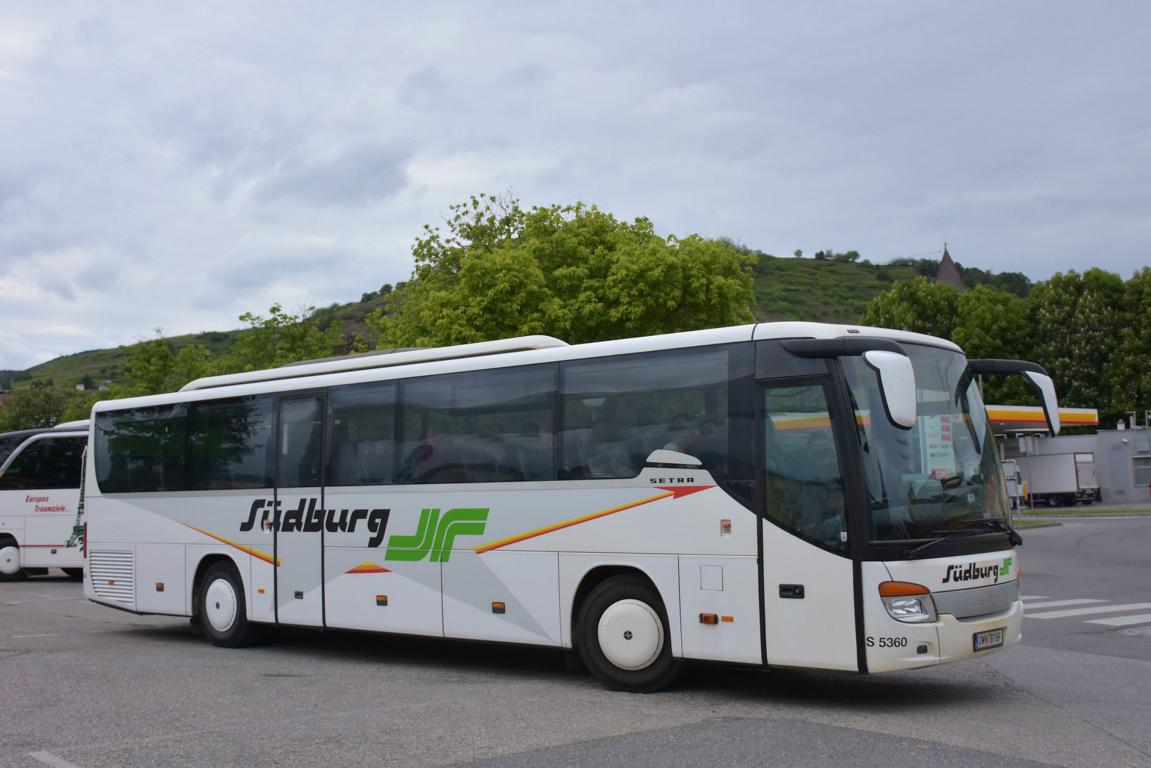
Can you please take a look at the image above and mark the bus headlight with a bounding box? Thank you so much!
[879,581,938,623]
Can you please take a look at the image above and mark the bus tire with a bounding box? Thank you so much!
[0,540,27,582]
[576,575,681,692]
[62,568,84,580]
[198,561,257,648]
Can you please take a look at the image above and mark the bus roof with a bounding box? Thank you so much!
[179,335,568,392]
[92,321,961,414]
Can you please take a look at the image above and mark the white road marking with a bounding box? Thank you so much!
[1019,595,1049,600]
[29,751,83,768]
[1022,599,1107,609]
[1085,613,1151,627]
[1026,603,1151,620]
[10,633,62,639]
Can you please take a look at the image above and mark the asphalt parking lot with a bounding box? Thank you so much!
[3,519,1150,768]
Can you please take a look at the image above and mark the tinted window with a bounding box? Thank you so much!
[188,397,274,490]
[94,407,187,493]
[278,396,325,488]
[560,346,752,482]
[0,432,38,466]
[763,383,847,551]
[329,382,396,486]
[0,436,85,491]
[399,365,556,484]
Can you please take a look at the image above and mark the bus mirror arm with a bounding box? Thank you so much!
[781,338,917,430]
[965,359,1061,436]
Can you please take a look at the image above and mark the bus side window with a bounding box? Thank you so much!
[187,397,274,491]
[328,382,397,487]
[559,346,740,481]
[398,365,556,484]
[0,437,85,491]
[762,383,847,552]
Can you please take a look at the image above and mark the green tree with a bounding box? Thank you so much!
[859,277,959,339]
[369,195,756,347]
[220,304,345,372]
[120,334,214,397]
[0,385,94,430]
[1028,268,1125,417]
[952,286,1029,359]
[1107,267,1151,415]
[952,286,1032,403]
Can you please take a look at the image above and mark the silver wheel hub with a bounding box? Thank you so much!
[204,577,238,633]
[597,598,664,671]
[0,545,20,575]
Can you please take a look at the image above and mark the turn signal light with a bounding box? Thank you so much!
[492,601,506,614]
[878,581,930,597]
[376,595,388,606]
[699,613,719,625]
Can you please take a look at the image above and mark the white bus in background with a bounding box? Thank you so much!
[83,324,1060,691]
[0,420,89,581]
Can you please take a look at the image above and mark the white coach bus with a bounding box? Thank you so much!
[83,323,1059,691]
[1,420,89,581]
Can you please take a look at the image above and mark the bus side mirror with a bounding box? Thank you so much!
[780,337,918,431]
[863,350,917,430]
[1023,371,1061,435]
[966,359,1061,436]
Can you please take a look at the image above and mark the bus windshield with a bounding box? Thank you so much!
[842,344,1008,542]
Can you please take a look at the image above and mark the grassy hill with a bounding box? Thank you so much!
[9,291,396,391]
[10,331,236,391]
[752,256,922,322]
[6,254,1020,391]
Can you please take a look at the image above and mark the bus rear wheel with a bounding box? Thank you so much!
[198,562,257,648]
[0,541,27,582]
[576,575,681,692]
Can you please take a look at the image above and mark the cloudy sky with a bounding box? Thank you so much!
[1,2,1148,371]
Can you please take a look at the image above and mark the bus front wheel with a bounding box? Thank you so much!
[576,575,681,692]
[0,541,27,582]
[198,562,257,648]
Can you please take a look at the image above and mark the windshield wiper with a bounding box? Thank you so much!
[903,519,1021,558]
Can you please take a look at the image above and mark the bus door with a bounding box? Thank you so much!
[274,394,326,627]
[757,344,860,671]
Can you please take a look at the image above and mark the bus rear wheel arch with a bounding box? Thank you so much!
[0,537,27,582]
[575,573,681,692]
[195,559,258,648]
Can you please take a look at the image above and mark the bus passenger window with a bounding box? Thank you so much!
[0,437,85,491]
[397,365,556,484]
[328,382,396,486]
[187,397,274,490]
[559,346,744,481]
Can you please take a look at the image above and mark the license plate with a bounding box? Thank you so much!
[973,627,1005,651]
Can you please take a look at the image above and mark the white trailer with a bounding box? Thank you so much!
[1015,452,1100,507]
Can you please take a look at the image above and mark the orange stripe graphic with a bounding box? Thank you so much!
[346,561,391,574]
[474,486,713,554]
[986,407,1098,426]
[183,524,280,566]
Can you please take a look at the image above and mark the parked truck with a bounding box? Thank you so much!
[1014,452,1100,507]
